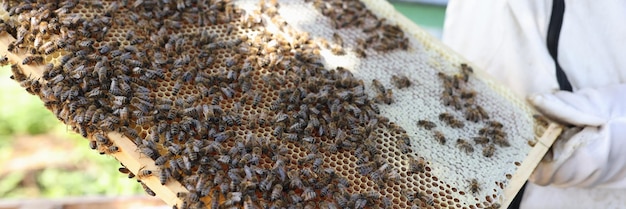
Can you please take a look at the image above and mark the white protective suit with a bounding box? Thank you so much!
[443,1,626,208]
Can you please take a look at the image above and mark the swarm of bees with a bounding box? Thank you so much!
[1,0,550,208]
[309,0,409,57]
[427,64,514,158]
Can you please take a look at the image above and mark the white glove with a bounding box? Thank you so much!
[528,84,626,188]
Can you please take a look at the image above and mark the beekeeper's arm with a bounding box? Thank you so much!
[443,0,626,188]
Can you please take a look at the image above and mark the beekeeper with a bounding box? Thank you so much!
[442,1,626,208]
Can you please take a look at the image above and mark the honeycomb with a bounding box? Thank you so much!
[0,0,560,209]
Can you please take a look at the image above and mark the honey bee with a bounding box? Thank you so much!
[433,130,446,145]
[493,135,511,147]
[333,192,349,207]
[106,145,120,154]
[217,154,231,164]
[99,42,116,55]
[301,187,317,201]
[533,114,549,127]
[118,166,130,175]
[123,127,140,141]
[140,181,156,196]
[473,136,489,145]
[354,198,368,209]
[258,175,273,192]
[441,112,461,125]
[89,140,97,150]
[78,39,95,48]
[468,178,481,195]
[332,32,343,47]
[140,146,159,160]
[172,81,183,95]
[121,167,135,179]
[22,56,44,65]
[476,105,490,119]
[491,127,507,137]
[272,123,285,137]
[180,156,192,174]
[391,75,411,89]
[154,154,170,166]
[403,190,418,203]
[9,65,27,81]
[6,42,17,53]
[94,133,110,145]
[446,94,463,110]
[438,71,452,84]
[167,143,182,155]
[438,112,453,122]
[417,119,436,130]
[487,120,504,128]
[414,191,434,206]
[0,54,8,65]
[355,48,367,58]
[482,144,496,157]
[269,182,283,201]
[371,79,386,93]
[449,118,465,128]
[138,166,153,178]
[456,138,474,154]
[397,140,412,154]
[408,157,426,173]
[136,115,154,126]
[288,170,305,189]
[451,74,464,89]
[362,17,384,33]
[375,89,394,104]
[288,190,302,204]
[358,191,378,203]
[460,90,476,99]
[465,107,482,122]
[478,127,490,135]
[460,63,474,82]
[319,200,339,209]
[213,129,233,142]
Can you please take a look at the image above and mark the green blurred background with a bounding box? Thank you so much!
[0,1,447,200]
[0,67,144,198]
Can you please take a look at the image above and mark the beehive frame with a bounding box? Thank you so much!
[0,1,559,208]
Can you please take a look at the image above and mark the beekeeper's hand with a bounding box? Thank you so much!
[528,84,626,188]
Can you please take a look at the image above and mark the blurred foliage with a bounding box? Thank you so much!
[0,66,143,198]
[0,67,58,137]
